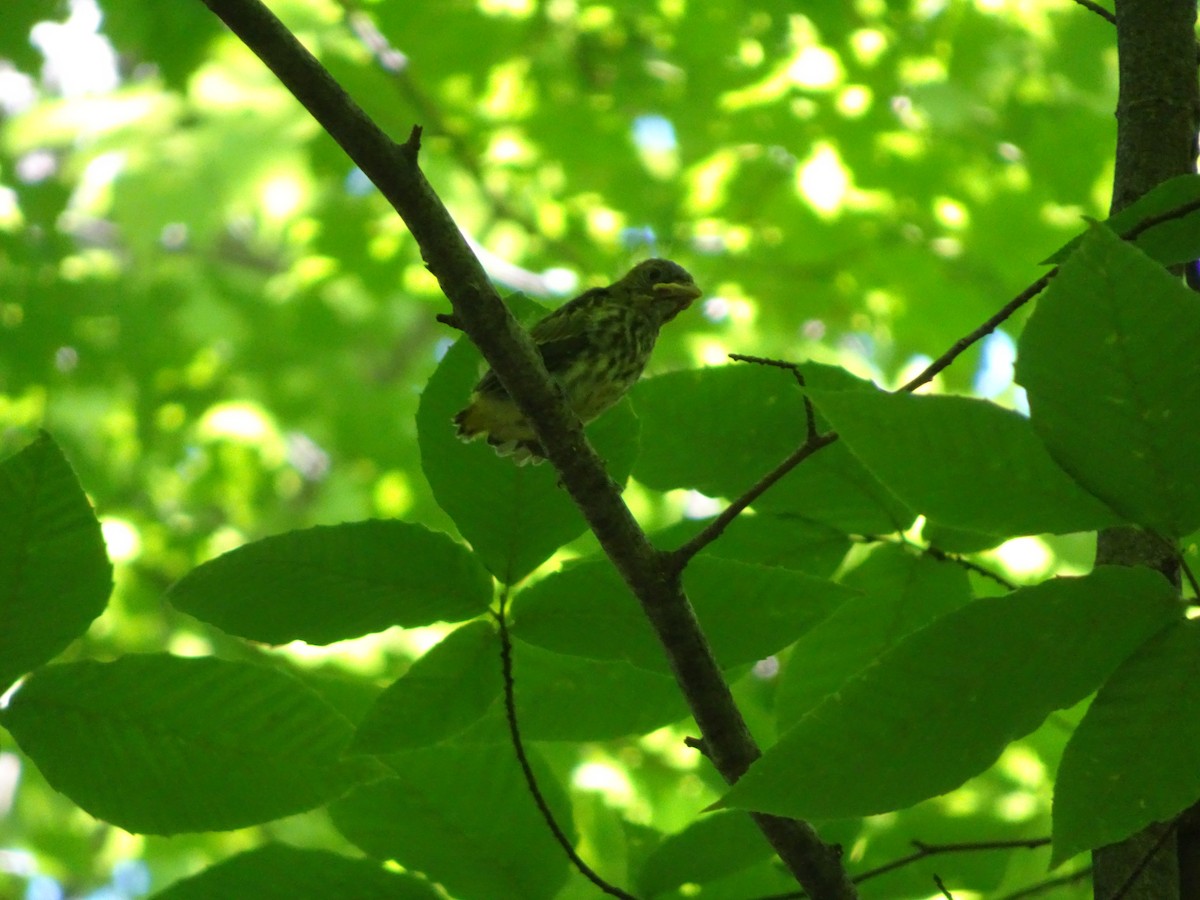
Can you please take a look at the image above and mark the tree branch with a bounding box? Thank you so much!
[195,0,856,896]
[1093,0,1198,896]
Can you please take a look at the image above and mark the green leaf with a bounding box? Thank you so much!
[330,741,571,900]
[775,545,974,728]
[0,433,112,691]
[1043,174,1200,268]
[512,556,853,674]
[722,566,1178,820]
[417,305,639,584]
[352,621,500,753]
[809,389,1122,537]
[1052,620,1200,865]
[150,843,439,900]
[1017,225,1200,537]
[169,521,492,644]
[652,513,850,577]
[0,655,364,835]
[632,366,912,534]
[635,811,774,898]
[483,639,688,742]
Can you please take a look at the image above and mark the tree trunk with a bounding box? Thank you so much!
[1093,1,1198,897]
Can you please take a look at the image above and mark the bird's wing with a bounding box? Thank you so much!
[471,288,606,395]
[530,287,607,374]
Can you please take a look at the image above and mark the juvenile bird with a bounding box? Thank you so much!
[453,258,702,464]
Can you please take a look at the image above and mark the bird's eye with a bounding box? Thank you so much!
[643,264,664,283]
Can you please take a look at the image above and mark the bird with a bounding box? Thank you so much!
[453,258,702,465]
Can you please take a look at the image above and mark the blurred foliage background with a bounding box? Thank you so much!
[1,0,1120,896]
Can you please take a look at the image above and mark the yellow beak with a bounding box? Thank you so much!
[653,281,703,304]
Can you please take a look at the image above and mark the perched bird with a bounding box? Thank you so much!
[453,258,702,464]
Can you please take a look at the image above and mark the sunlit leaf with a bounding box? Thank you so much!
[353,621,500,753]
[169,521,492,644]
[0,433,112,691]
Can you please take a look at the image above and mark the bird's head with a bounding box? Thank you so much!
[619,258,702,324]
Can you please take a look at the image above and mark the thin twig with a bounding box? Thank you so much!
[729,353,807,387]
[1070,0,1115,25]
[665,431,839,574]
[933,873,954,899]
[902,193,1200,394]
[1122,196,1200,242]
[664,354,832,569]
[899,272,1053,393]
[1182,555,1199,600]
[922,544,1018,591]
[855,838,1051,886]
[496,593,638,899]
[759,837,1052,900]
[728,354,822,440]
[995,867,1093,900]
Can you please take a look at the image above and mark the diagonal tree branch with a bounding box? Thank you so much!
[195,0,857,896]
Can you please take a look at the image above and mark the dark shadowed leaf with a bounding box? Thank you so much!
[330,740,571,900]
[1053,620,1200,864]
[722,566,1178,820]
[1017,225,1200,537]
[809,389,1122,537]
[633,365,912,533]
[776,545,974,728]
[149,843,439,899]
[512,555,853,674]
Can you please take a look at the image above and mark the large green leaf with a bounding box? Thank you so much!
[511,555,853,674]
[417,302,639,584]
[0,433,112,691]
[150,843,439,900]
[330,741,572,900]
[0,655,367,834]
[632,365,912,533]
[169,520,491,644]
[721,566,1178,820]
[808,389,1122,537]
[480,639,688,742]
[1053,620,1200,864]
[352,620,500,753]
[1017,225,1200,537]
[775,545,974,728]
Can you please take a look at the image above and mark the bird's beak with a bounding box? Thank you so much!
[653,281,703,306]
